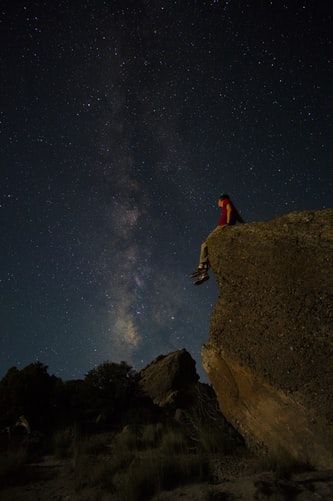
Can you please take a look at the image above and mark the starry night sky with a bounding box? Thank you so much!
[1,1,332,380]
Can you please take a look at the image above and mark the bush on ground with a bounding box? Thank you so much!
[113,426,143,451]
[113,451,211,501]
[141,423,164,448]
[74,448,135,491]
[53,426,78,458]
[160,427,189,454]
[197,424,238,454]
[0,448,28,487]
[71,427,211,500]
[73,434,108,457]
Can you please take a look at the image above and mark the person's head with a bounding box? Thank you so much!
[218,194,230,207]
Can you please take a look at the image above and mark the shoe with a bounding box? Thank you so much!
[193,271,209,285]
[191,264,208,278]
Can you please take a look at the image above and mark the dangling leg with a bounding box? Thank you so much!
[191,226,225,284]
[191,240,209,285]
[191,240,209,277]
[199,240,209,269]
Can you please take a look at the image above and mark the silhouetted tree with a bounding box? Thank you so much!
[0,360,159,433]
[83,361,138,424]
[0,362,61,429]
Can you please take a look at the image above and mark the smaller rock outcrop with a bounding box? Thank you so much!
[139,349,199,407]
[139,348,243,451]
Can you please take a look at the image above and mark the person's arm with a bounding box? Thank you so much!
[226,202,232,224]
[234,207,245,223]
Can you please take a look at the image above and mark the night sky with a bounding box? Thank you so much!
[1,1,332,380]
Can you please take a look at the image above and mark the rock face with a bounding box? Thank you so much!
[202,209,333,468]
[139,349,199,407]
[139,349,244,448]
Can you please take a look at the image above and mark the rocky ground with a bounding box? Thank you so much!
[155,470,333,501]
[1,448,333,500]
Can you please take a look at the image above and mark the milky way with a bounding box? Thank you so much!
[1,1,332,379]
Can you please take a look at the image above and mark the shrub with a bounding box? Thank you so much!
[108,450,135,475]
[160,427,189,454]
[73,455,114,491]
[75,434,108,456]
[0,448,28,487]
[72,436,134,491]
[113,426,143,451]
[197,424,236,454]
[71,428,211,500]
[53,426,78,458]
[113,451,211,501]
[141,423,164,448]
[73,451,135,491]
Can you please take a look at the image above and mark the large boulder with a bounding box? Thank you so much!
[202,209,333,468]
[139,349,199,407]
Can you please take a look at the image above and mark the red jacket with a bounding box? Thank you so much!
[218,198,242,226]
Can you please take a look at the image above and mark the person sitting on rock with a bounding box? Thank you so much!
[192,194,244,285]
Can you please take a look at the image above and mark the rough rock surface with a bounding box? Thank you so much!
[202,209,333,469]
[139,349,199,407]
